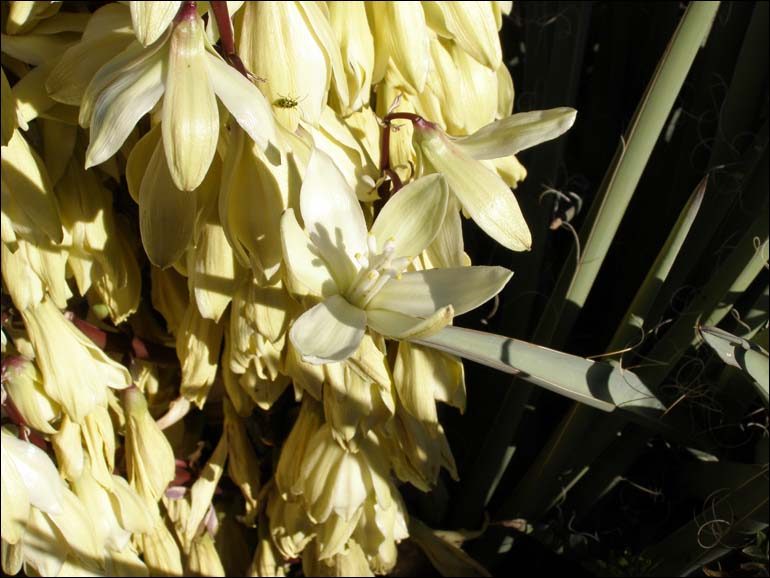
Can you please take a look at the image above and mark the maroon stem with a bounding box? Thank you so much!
[174,1,198,23]
[377,112,429,201]
[209,1,252,79]
[70,317,178,367]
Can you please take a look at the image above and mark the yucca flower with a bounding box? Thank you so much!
[238,1,348,131]
[19,298,131,423]
[80,1,275,191]
[282,148,512,364]
[410,107,578,251]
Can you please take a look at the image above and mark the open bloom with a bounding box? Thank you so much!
[281,149,512,364]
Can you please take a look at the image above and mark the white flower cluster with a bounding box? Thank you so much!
[1,1,575,575]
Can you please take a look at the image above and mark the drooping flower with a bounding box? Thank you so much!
[281,148,512,364]
[412,107,577,251]
[80,2,276,191]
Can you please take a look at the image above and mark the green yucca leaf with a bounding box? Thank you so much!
[699,325,769,404]
[537,1,721,347]
[414,326,664,413]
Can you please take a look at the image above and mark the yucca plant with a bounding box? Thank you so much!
[0,1,767,577]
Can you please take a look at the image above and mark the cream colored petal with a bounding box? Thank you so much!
[186,431,228,544]
[1,130,63,243]
[280,209,337,299]
[369,2,429,93]
[366,306,453,340]
[440,1,502,69]
[22,507,67,577]
[162,13,218,191]
[301,426,367,522]
[188,222,238,322]
[371,174,448,259]
[21,300,132,423]
[205,51,276,153]
[6,1,61,35]
[447,42,497,134]
[289,295,366,364]
[300,148,367,289]
[46,30,135,106]
[130,1,181,46]
[238,1,328,131]
[177,302,224,408]
[328,1,373,112]
[1,240,45,311]
[394,341,439,424]
[496,62,514,118]
[0,32,79,66]
[416,127,531,251]
[275,399,325,498]
[425,195,466,268]
[108,474,156,535]
[455,107,578,160]
[71,466,131,552]
[2,358,59,434]
[139,136,195,268]
[79,39,158,127]
[369,266,512,317]
[297,1,350,113]
[0,444,30,544]
[1,430,63,516]
[84,50,165,169]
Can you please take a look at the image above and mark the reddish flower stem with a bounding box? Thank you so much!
[378,112,428,201]
[69,316,178,367]
[209,1,253,80]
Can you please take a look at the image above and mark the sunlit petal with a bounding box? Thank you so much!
[289,295,366,364]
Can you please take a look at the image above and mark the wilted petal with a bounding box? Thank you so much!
[300,148,367,290]
[366,306,454,340]
[369,266,512,317]
[370,174,448,259]
[454,107,577,160]
[289,295,366,364]
[130,1,181,46]
[162,12,218,191]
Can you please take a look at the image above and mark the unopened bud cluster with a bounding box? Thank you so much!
[1,1,575,575]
